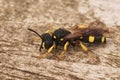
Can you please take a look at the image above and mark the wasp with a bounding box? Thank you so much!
[28,25,109,61]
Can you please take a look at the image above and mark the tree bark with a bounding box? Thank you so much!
[0,0,120,80]
[0,23,120,80]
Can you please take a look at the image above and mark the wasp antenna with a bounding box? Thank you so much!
[28,28,42,38]
[39,41,43,52]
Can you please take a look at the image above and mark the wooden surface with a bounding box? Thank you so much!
[0,0,120,80]
[0,23,120,80]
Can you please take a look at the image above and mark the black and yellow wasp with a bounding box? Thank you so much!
[28,25,109,60]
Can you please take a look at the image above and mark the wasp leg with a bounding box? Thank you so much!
[45,30,53,36]
[57,41,69,61]
[32,37,41,42]
[79,42,100,64]
[79,41,89,52]
[39,44,55,59]
[77,25,87,29]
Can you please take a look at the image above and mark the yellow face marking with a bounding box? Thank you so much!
[80,36,83,39]
[89,36,95,43]
[101,36,105,43]
[60,38,64,41]
[42,42,45,48]
[53,36,56,39]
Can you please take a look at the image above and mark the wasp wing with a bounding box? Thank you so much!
[63,27,109,40]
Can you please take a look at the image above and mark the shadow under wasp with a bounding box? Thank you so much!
[28,25,109,61]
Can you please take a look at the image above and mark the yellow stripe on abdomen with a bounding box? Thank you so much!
[101,36,105,43]
[89,36,95,43]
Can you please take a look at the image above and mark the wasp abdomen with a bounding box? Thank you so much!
[81,35,106,44]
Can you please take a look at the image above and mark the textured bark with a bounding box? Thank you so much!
[0,22,120,80]
[0,0,120,80]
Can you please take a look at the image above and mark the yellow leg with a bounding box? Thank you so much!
[33,37,41,42]
[57,41,69,61]
[79,42,100,64]
[45,30,53,36]
[39,44,55,59]
[79,41,88,52]
[77,24,87,29]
